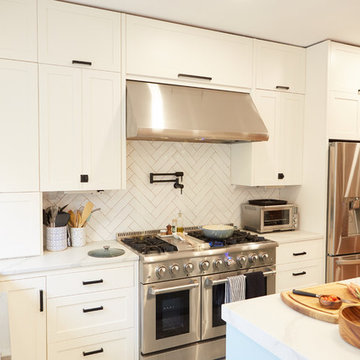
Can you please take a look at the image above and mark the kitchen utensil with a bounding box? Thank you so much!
[68,210,76,228]
[47,205,58,227]
[55,212,70,227]
[338,305,360,348]
[79,201,94,227]
[292,289,355,306]
[201,224,234,239]
[76,210,81,228]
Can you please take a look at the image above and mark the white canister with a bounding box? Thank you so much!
[70,227,86,247]
[46,226,67,251]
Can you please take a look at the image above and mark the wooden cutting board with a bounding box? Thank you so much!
[281,282,360,323]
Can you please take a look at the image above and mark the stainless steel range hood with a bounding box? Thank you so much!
[126,80,268,143]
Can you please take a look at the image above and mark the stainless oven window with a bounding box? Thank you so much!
[156,290,190,339]
[212,284,226,328]
[264,209,290,226]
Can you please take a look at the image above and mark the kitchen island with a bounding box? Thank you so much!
[222,284,360,359]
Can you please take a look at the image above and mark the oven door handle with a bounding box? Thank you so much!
[336,259,360,266]
[204,270,276,288]
[148,281,199,296]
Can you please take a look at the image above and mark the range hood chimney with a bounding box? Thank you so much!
[126,80,268,143]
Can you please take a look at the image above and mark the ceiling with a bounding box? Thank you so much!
[68,0,360,47]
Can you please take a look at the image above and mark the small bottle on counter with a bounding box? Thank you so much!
[166,224,172,235]
[177,211,184,233]
[171,218,177,234]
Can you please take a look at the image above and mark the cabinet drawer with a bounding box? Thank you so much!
[48,329,135,360]
[276,260,323,293]
[276,239,323,264]
[47,288,134,343]
[47,266,134,298]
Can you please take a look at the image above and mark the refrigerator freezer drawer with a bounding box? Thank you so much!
[327,254,360,282]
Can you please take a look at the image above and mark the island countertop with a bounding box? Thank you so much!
[222,283,360,359]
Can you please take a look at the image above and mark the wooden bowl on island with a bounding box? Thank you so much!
[339,305,360,348]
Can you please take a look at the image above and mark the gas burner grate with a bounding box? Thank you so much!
[187,230,266,248]
[122,236,178,254]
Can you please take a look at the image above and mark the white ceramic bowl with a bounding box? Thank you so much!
[201,224,234,239]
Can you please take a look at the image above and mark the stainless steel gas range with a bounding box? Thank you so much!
[117,229,278,360]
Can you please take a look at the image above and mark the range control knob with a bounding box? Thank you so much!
[170,264,180,274]
[237,256,247,267]
[260,253,269,262]
[214,259,223,268]
[224,257,235,267]
[200,260,210,271]
[156,266,167,278]
[184,263,194,273]
[248,254,258,264]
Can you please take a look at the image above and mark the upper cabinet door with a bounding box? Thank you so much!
[0,192,42,259]
[278,93,304,185]
[82,70,122,190]
[254,40,306,94]
[0,0,37,61]
[329,42,360,93]
[39,65,82,191]
[0,60,39,192]
[126,15,253,89]
[252,90,279,186]
[38,0,121,72]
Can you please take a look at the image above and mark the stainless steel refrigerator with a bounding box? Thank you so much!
[327,141,360,282]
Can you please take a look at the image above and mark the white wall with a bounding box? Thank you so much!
[44,141,280,242]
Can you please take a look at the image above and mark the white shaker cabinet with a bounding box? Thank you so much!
[0,59,39,192]
[254,40,306,94]
[0,192,42,259]
[0,277,46,360]
[231,90,304,186]
[38,0,121,72]
[126,15,253,89]
[327,42,360,140]
[39,65,122,191]
[0,0,37,61]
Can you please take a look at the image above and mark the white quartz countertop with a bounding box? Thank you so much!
[262,230,323,244]
[0,241,138,276]
[222,286,360,359]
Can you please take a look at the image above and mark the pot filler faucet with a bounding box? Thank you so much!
[149,172,184,194]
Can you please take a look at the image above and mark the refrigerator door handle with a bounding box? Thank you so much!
[336,259,360,266]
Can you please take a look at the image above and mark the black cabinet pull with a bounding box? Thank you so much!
[292,271,306,276]
[83,348,104,357]
[72,60,92,66]
[278,173,285,180]
[83,306,104,313]
[82,279,103,286]
[80,174,89,183]
[178,73,212,81]
[39,290,44,312]
[276,85,290,90]
[293,251,307,256]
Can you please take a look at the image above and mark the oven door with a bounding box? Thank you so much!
[141,277,201,355]
[261,206,294,232]
[201,266,276,340]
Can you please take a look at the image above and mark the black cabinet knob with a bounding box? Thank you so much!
[278,173,285,180]
[80,174,89,183]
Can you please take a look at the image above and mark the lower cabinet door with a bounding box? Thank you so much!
[48,329,135,360]
[0,277,46,360]
[47,288,134,343]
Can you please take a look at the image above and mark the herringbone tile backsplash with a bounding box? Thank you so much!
[44,141,280,242]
